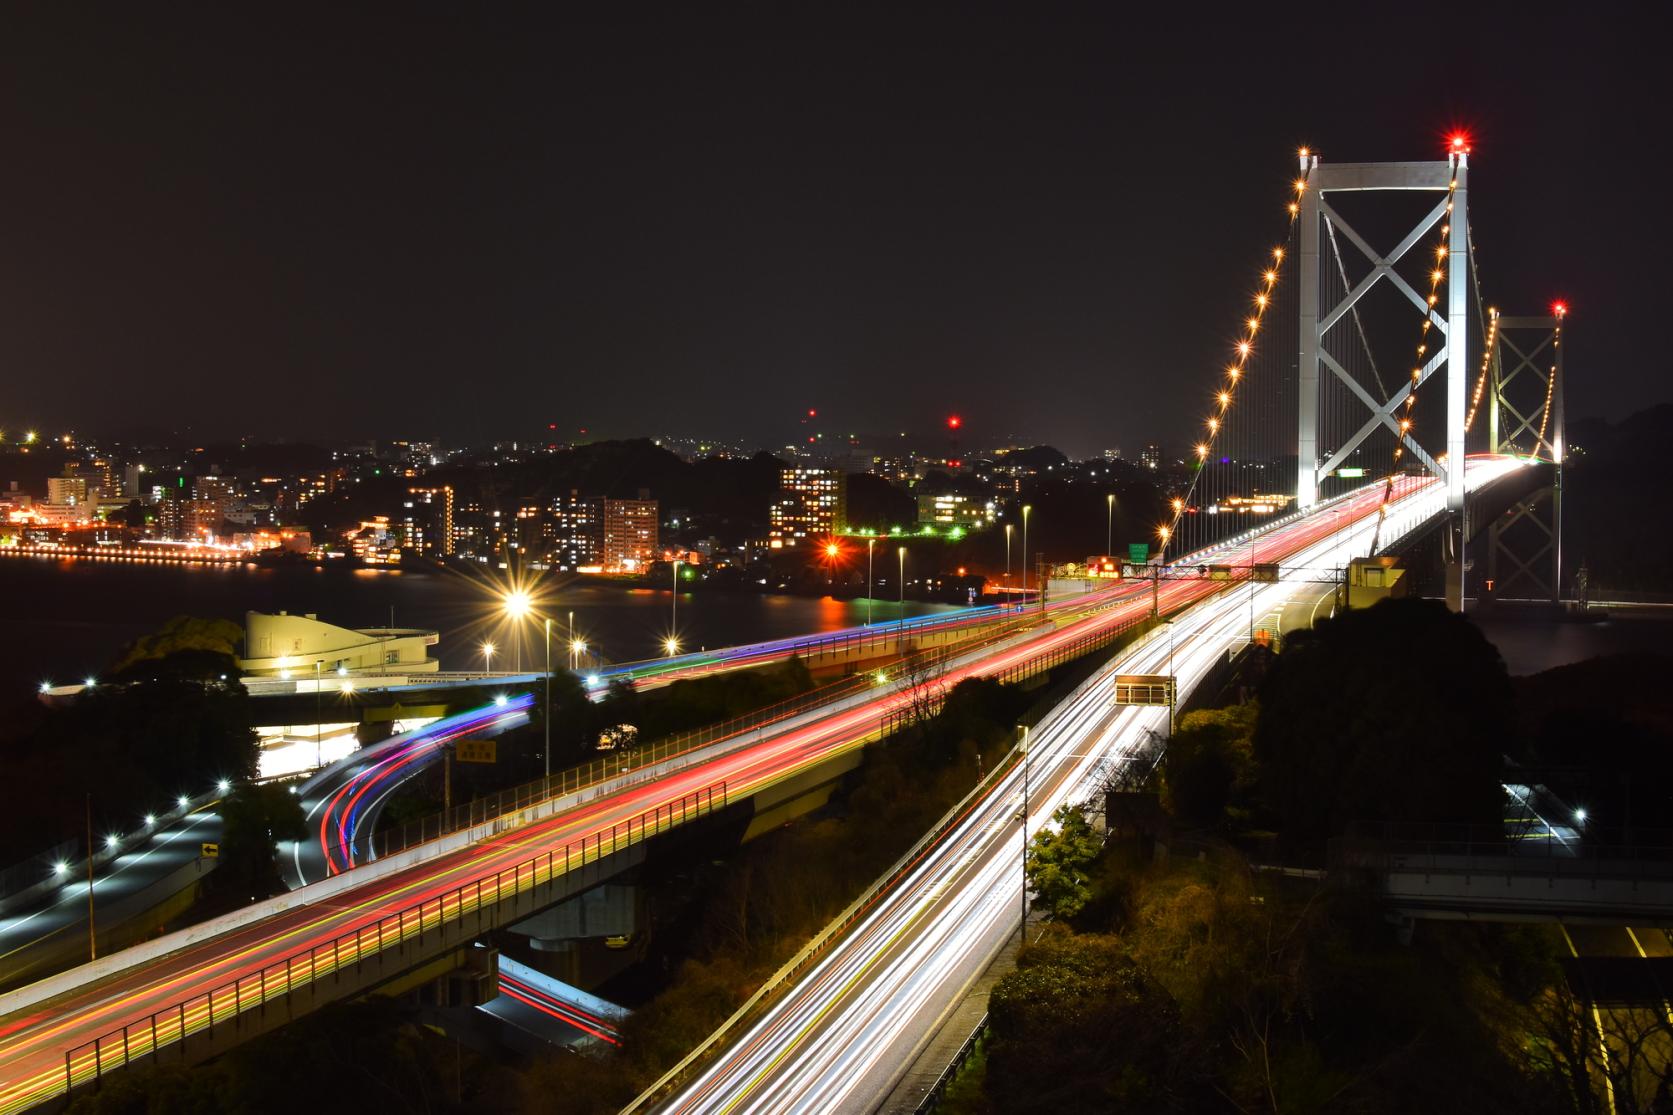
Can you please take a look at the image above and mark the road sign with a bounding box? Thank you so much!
[1252,562,1280,582]
[455,738,497,764]
[1127,543,1150,564]
[1112,674,1174,707]
[199,843,219,858]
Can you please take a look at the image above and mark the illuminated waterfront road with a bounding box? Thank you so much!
[0,460,1525,1113]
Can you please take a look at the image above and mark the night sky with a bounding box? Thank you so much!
[1,7,1663,458]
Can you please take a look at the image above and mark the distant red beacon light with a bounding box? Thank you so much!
[1448,132,1472,154]
[1551,300,1569,317]
[946,415,962,430]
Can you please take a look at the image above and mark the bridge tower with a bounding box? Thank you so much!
[1294,149,1472,607]
[1484,307,1566,603]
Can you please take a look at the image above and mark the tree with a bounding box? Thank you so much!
[1025,804,1102,921]
[986,927,1187,1112]
[1161,703,1256,829]
[109,616,243,677]
[215,782,306,899]
[1253,597,1511,845]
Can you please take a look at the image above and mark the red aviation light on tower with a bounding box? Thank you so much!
[946,414,962,431]
[1551,300,1569,318]
[1448,132,1472,155]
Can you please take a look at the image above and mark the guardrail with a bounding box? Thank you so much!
[58,781,729,1103]
[915,1015,989,1114]
[621,589,1164,1112]
[370,613,1046,862]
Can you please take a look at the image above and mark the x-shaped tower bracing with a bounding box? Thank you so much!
[1296,154,1470,513]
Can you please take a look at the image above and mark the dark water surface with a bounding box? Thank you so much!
[4,554,1666,702]
[0,554,959,699]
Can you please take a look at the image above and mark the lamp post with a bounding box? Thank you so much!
[1018,724,1029,946]
[1166,619,1176,737]
[314,660,323,769]
[1021,504,1033,609]
[671,558,681,644]
[503,590,531,673]
[1106,493,1115,558]
[85,794,97,961]
[543,617,552,779]
[866,537,876,627]
[1004,522,1013,588]
[897,546,907,647]
[482,642,496,676]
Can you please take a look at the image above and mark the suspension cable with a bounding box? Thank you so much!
[1155,154,1309,565]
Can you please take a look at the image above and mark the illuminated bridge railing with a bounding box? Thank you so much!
[371,612,1045,861]
[58,781,728,1105]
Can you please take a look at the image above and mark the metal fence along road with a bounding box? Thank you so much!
[57,782,729,1105]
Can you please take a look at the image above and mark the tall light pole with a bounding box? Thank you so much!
[897,546,907,646]
[1166,619,1176,737]
[1248,532,1257,646]
[1106,493,1115,557]
[482,642,496,676]
[1004,522,1013,588]
[85,794,97,961]
[543,617,552,779]
[1021,504,1032,607]
[504,590,531,673]
[671,558,681,644]
[866,537,876,627]
[314,660,323,769]
[1018,724,1030,947]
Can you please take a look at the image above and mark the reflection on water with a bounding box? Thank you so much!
[0,556,960,699]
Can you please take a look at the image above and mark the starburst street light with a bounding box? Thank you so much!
[663,636,681,657]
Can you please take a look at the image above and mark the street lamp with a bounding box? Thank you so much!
[504,590,531,673]
[1106,492,1115,557]
[1018,724,1030,946]
[1004,522,1013,588]
[897,546,907,646]
[543,616,552,779]
[314,660,323,770]
[1021,504,1033,608]
[671,558,681,645]
[866,537,876,627]
[482,642,496,675]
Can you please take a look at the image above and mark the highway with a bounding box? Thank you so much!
[0,458,1527,1112]
[648,458,1528,1114]
[283,696,534,888]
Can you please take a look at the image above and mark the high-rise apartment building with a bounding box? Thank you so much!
[403,485,455,556]
[602,495,658,572]
[547,489,601,570]
[46,475,90,507]
[1139,444,1162,471]
[768,467,846,548]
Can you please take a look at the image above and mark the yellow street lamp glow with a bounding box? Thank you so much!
[503,590,532,620]
[663,637,680,657]
[570,639,586,654]
[1236,341,1251,357]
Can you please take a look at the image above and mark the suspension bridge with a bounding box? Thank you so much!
[0,141,1573,1114]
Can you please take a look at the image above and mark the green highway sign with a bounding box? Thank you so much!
[1127,543,1150,564]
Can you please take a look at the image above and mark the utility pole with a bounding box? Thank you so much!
[443,744,453,815]
[84,794,96,961]
[314,660,323,770]
[544,617,552,780]
[1018,724,1030,947]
